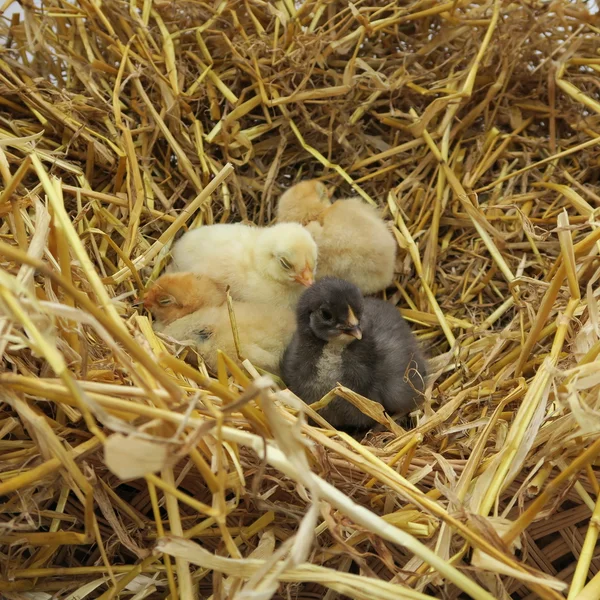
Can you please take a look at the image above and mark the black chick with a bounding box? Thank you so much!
[280,277,427,431]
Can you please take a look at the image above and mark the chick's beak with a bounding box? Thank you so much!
[344,326,362,340]
[342,306,362,339]
[294,265,314,287]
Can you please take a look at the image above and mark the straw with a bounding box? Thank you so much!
[2,1,600,598]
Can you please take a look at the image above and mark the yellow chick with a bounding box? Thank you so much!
[277,180,396,295]
[169,222,317,309]
[143,271,296,374]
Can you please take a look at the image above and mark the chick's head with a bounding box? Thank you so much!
[297,277,364,343]
[142,273,226,324]
[277,180,331,224]
[257,223,317,288]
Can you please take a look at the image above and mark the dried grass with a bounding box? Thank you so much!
[1,0,600,598]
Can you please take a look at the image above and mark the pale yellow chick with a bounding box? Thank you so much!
[277,180,397,295]
[168,222,317,310]
[143,271,296,374]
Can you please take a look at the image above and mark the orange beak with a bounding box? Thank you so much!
[294,265,314,287]
[141,296,153,308]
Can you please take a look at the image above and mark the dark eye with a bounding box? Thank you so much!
[319,308,333,321]
[158,297,173,306]
[195,328,212,341]
[279,257,292,270]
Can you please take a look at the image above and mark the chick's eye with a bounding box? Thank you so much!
[158,297,173,306]
[279,257,292,270]
[319,308,333,321]
[195,328,212,341]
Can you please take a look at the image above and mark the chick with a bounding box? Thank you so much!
[142,273,226,326]
[143,271,296,374]
[159,302,296,374]
[280,277,426,431]
[277,180,331,224]
[169,222,317,309]
[276,180,397,295]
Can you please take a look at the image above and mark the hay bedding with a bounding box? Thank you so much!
[1,0,600,597]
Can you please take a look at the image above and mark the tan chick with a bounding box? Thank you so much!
[277,180,331,224]
[142,272,226,326]
[168,222,317,310]
[143,272,296,374]
[277,180,397,295]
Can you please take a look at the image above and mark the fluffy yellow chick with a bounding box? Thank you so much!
[168,222,317,309]
[277,180,397,295]
[142,271,296,374]
[142,273,226,325]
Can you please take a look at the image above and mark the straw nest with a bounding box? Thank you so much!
[2,0,600,598]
